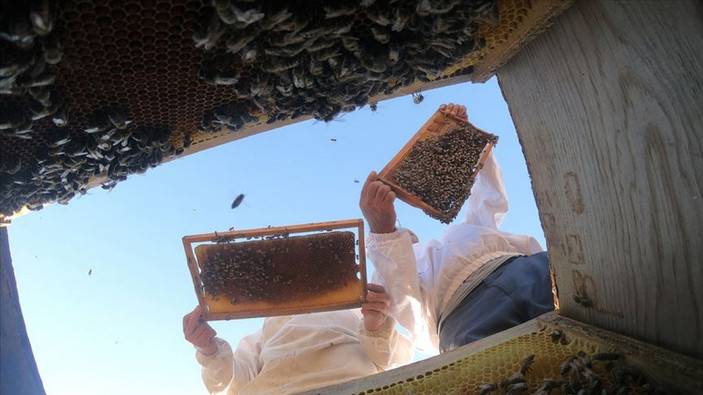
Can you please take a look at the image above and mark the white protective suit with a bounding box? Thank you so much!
[195,309,412,395]
[368,152,543,353]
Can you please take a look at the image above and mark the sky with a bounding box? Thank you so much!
[7,77,544,395]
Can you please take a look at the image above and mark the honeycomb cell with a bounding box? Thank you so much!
[0,0,569,217]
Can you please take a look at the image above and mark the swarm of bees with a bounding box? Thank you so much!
[392,125,497,223]
[200,231,358,304]
[0,1,182,217]
[476,352,670,394]
[0,104,175,216]
[193,0,499,126]
[1,0,500,217]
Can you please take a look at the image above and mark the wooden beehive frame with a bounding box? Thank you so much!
[182,219,367,321]
[378,107,496,223]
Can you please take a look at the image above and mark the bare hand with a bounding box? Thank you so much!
[359,171,396,234]
[361,283,392,332]
[183,305,217,355]
[439,103,468,123]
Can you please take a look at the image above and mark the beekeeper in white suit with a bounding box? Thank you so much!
[360,104,553,354]
[182,283,412,395]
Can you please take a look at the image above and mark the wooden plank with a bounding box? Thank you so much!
[497,0,703,358]
[301,311,703,394]
[0,228,46,395]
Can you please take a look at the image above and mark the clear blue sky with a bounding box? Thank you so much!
[8,78,544,395]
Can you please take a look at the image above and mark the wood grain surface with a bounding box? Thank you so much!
[1,228,46,395]
[498,0,703,358]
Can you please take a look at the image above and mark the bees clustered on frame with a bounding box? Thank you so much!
[0,1,186,217]
[200,231,358,304]
[193,0,499,130]
[476,340,670,395]
[392,125,497,223]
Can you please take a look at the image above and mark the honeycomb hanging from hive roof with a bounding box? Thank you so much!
[0,0,573,218]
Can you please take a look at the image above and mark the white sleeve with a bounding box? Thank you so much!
[358,317,413,369]
[368,229,434,351]
[195,331,263,394]
[463,151,508,228]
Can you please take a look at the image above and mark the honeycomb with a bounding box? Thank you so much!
[441,0,575,81]
[348,328,598,395]
[198,231,359,304]
[0,0,572,219]
[302,313,702,395]
[379,107,497,224]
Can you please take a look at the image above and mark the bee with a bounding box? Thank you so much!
[231,193,245,209]
[225,29,257,54]
[391,8,411,32]
[17,71,55,88]
[549,329,566,344]
[478,383,497,395]
[365,8,391,26]
[520,354,535,375]
[415,0,461,16]
[0,18,35,48]
[322,3,356,19]
[43,34,63,64]
[193,12,226,50]
[230,4,265,26]
[412,92,424,104]
[29,99,54,120]
[370,26,390,44]
[29,0,53,36]
[259,8,293,30]
[505,382,528,394]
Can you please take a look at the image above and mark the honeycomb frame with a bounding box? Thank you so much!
[182,219,367,321]
[301,312,703,395]
[0,0,573,220]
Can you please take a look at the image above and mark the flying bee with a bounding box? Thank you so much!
[231,193,245,209]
